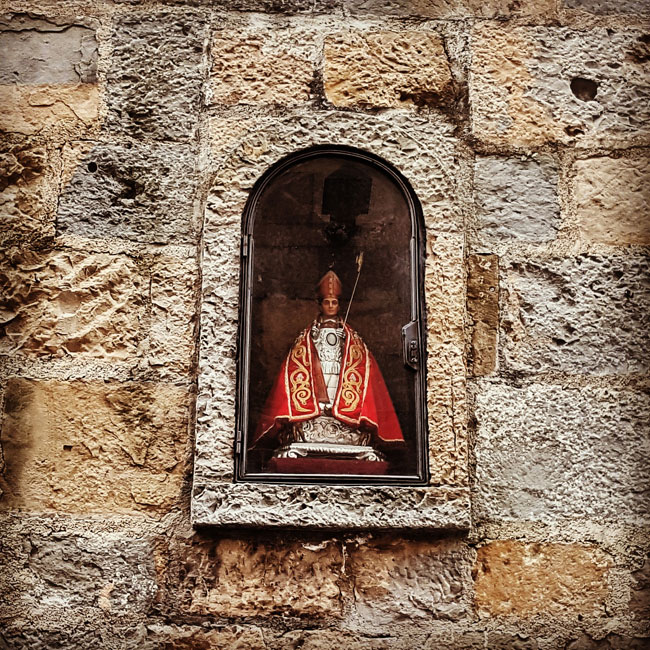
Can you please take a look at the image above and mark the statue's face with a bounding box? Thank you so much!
[320,297,339,318]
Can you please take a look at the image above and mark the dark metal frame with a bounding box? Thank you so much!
[234,145,429,485]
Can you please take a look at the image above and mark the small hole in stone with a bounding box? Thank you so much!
[565,125,584,137]
[87,161,98,173]
[63,445,73,451]
[570,77,598,102]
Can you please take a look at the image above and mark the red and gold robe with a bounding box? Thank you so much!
[252,323,404,447]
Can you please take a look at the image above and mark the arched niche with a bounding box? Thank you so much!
[237,146,428,484]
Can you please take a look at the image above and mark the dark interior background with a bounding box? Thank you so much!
[245,154,418,475]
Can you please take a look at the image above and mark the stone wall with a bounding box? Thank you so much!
[0,0,648,648]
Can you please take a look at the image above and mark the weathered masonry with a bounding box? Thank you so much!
[0,1,649,648]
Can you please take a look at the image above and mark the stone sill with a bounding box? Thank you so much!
[191,481,471,530]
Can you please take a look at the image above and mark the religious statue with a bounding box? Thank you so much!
[251,268,405,473]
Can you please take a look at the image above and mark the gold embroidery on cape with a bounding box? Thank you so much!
[289,333,313,413]
[339,334,364,413]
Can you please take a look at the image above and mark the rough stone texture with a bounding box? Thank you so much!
[113,0,338,12]
[347,538,473,623]
[0,248,147,360]
[192,482,470,529]
[473,155,559,247]
[148,256,199,376]
[471,26,650,147]
[0,625,123,650]
[562,0,650,14]
[324,31,454,110]
[161,536,343,617]
[573,154,650,246]
[57,141,200,244]
[467,255,498,376]
[0,15,99,139]
[474,382,650,524]
[501,255,650,375]
[474,541,610,617]
[0,141,58,247]
[629,555,650,620]
[268,629,545,649]
[0,15,97,85]
[0,379,190,514]
[142,624,267,650]
[425,232,467,486]
[0,77,99,140]
[565,635,650,650]
[344,0,556,19]
[0,516,156,617]
[104,9,209,143]
[210,28,314,105]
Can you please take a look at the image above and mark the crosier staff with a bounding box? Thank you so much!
[342,252,363,330]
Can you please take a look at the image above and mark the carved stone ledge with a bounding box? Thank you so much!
[192,481,470,530]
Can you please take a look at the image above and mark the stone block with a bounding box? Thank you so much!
[114,0,337,11]
[501,255,650,375]
[0,15,99,138]
[193,482,470,529]
[474,541,610,617]
[148,256,199,376]
[0,627,115,650]
[562,0,650,14]
[57,141,200,244]
[565,634,650,649]
[0,141,58,247]
[343,0,555,18]
[425,233,467,485]
[0,15,97,85]
[347,538,474,623]
[423,631,539,649]
[471,26,650,147]
[210,29,314,105]
[473,155,559,246]
[629,555,650,620]
[573,154,650,246]
[324,31,453,110]
[467,254,498,376]
[142,624,266,650]
[0,379,190,515]
[105,9,208,142]
[0,517,156,617]
[0,85,100,138]
[0,248,147,360]
[162,537,343,617]
[474,382,650,524]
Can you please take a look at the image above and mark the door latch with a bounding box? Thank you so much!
[401,320,420,370]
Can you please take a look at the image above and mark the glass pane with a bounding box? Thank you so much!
[243,153,421,479]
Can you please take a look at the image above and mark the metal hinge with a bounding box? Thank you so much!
[241,235,250,258]
[234,430,243,456]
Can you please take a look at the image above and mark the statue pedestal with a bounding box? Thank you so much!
[267,457,389,475]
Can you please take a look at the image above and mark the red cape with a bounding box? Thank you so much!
[252,323,404,448]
